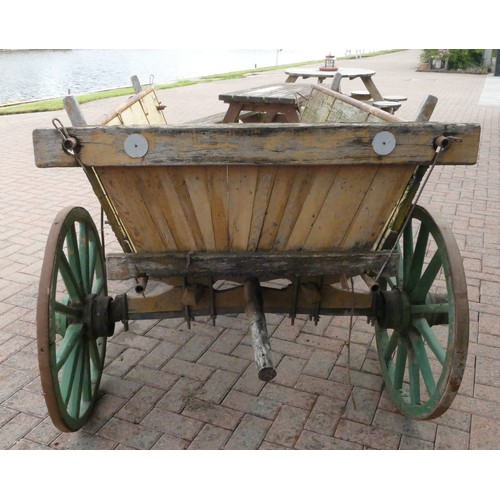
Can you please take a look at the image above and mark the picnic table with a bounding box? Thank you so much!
[218,83,312,123]
[285,67,384,101]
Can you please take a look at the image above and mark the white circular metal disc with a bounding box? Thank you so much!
[372,131,396,156]
[124,134,149,158]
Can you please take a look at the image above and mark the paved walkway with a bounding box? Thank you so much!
[0,50,499,450]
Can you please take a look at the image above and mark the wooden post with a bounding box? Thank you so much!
[243,277,277,382]
[63,96,87,126]
[330,71,342,91]
[415,95,438,122]
[131,75,142,93]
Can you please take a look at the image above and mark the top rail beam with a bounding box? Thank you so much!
[33,122,480,169]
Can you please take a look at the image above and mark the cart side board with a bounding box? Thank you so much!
[32,122,480,254]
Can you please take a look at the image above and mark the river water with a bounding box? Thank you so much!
[0,48,338,104]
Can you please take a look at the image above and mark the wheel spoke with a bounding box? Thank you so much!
[60,342,81,407]
[79,222,91,294]
[383,330,399,361]
[89,338,104,374]
[413,317,446,365]
[68,343,86,418]
[411,303,449,315]
[407,224,430,292]
[56,324,83,371]
[410,250,442,303]
[92,278,105,296]
[82,342,92,402]
[409,331,436,396]
[66,224,85,296]
[54,300,82,320]
[402,223,413,288]
[89,238,98,291]
[59,252,85,303]
[408,348,420,405]
[393,337,407,391]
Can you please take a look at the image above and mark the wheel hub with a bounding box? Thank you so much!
[83,294,115,339]
[378,288,412,331]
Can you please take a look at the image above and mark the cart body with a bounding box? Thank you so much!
[32,80,481,431]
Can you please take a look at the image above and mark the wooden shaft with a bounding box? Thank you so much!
[63,96,87,126]
[415,95,438,122]
[243,277,277,382]
[131,75,142,94]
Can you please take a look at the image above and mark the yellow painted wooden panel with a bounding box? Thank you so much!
[119,103,150,125]
[105,116,123,126]
[140,90,168,124]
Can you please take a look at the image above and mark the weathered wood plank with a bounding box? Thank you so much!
[256,166,297,249]
[106,250,399,280]
[340,164,416,249]
[131,170,176,250]
[166,168,207,250]
[228,166,259,250]
[303,165,378,250]
[247,166,278,251]
[95,166,165,252]
[273,168,316,250]
[152,168,198,251]
[285,166,339,250]
[33,122,481,169]
[206,167,229,251]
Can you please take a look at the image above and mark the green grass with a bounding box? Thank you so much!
[0,50,401,116]
[0,79,201,115]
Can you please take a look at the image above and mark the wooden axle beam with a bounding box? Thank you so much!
[125,280,375,320]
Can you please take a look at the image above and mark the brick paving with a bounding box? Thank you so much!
[0,49,499,450]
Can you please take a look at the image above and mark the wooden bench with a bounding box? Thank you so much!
[382,95,408,102]
[186,110,265,125]
[350,90,371,100]
[371,100,402,114]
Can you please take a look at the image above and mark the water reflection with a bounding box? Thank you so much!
[0,48,329,104]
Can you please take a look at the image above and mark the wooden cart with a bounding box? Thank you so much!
[32,78,480,432]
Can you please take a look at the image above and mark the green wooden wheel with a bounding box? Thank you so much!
[375,205,469,420]
[37,206,111,432]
